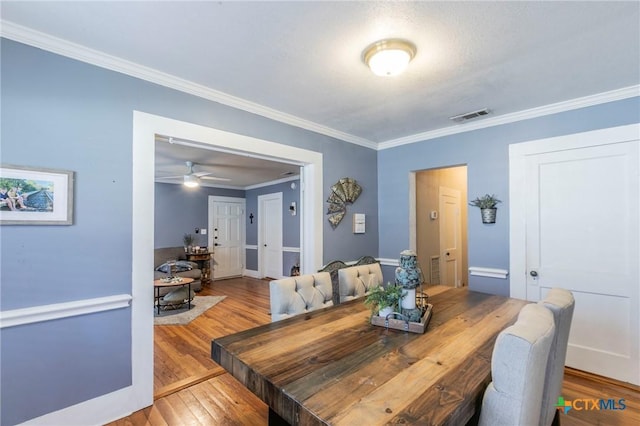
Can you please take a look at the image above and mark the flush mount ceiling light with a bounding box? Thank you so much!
[363,39,416,77]
[183,174,200,188]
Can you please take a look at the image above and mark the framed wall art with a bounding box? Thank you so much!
[0,164,74,225]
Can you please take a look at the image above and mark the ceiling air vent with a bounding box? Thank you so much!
[449,108,490,123]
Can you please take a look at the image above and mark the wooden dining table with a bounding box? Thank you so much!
[211,285,529,425]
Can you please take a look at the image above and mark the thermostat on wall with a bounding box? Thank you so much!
[353,213,365,234]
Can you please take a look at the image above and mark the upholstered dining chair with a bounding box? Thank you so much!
[269,272,333,322]
[538,288,576,426]
[479,303,556,426]
[337,263,383,303]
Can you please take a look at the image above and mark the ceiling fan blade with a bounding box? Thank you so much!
[157,175,183,179]
[192,171,212,177]
[200,176,231,182]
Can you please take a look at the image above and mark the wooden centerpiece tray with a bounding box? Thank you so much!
[371,303,433,334]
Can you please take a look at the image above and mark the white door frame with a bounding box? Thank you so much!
[130,111,323,414]
[509,123,640,384]
[208,195,246,279]
[258,192,283,278]
[439,186,462,287]
[509,123,639,299]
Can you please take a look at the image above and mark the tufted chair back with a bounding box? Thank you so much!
[538,288,575,426]
[269,272,333,322]
[479,303,555,426]
[338,263,383,303]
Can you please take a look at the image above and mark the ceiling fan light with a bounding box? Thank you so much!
[183,174,200,188]
[363,39,416,77]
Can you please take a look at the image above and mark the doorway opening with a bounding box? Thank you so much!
[412,165,468,287]
[132,111,324,406]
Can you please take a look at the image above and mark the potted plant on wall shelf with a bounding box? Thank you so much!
[469,194,502,224]
[183,233,194,253]
[364,284,406,318]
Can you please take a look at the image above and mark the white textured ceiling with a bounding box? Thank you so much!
[2,1,639,186]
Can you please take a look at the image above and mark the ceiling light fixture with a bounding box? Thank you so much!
[363,39,416,77]
[183,174,200,188]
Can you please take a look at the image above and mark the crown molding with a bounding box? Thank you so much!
[0,20,377,150]
[378,85,640,150]
[3,21,637,153]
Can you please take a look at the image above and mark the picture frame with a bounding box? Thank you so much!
[0,164,74,225]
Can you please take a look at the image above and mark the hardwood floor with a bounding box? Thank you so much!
[108,278,639,426]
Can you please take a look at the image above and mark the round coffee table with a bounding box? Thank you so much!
[153,277,194,315]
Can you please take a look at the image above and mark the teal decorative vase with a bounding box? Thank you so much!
[395,250,423,310]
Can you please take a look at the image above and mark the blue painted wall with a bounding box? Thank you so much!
[378,97,640,293]
[0,39,379,425]
[154,182,244,248]
[3,33,636,425]
[245,179,300,275]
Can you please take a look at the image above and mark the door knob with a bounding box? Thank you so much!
[530,270,538,277]
[264,244,267,247]
[446,252,450,256]
[214,243,219,246]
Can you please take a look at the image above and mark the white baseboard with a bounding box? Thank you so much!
[244,269,260,279]
[20,385,150,426]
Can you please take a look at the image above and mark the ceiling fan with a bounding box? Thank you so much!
[161,161,231,187]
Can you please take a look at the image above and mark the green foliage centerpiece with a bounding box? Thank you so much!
[364,283,405,318]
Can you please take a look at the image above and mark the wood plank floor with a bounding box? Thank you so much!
[108,278,639,425]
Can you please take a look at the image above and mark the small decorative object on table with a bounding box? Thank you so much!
[369,250,432,334]
[469,193,501,224]
[395,249,423,309]
[160,276,184,284]
[183,233,194,253]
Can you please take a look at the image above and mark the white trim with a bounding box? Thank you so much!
[21,385,137,426]
[245,244,258,250]
[468,267,509,280]
[0,20,375,150]
[408,172,417,252]
[378,258,400,267]
[379,85,640,150]
[130,113,323,424]
[0,295,131,329]
[244,175,300,190]
[243,269,260,279]
[283,246,301,253]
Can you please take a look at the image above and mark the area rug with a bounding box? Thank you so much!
[154,295,226,326]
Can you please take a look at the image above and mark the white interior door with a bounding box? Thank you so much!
[209,196,245,279]
[439,186,462,287]
[510,124,639,385]
[259,192,283,279]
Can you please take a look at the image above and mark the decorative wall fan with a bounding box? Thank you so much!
[159,161,231,187]
[326,177,362,228]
